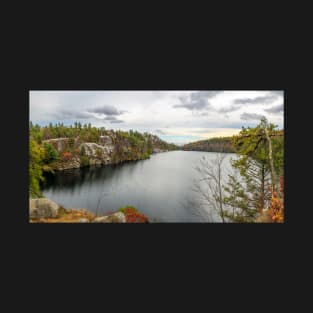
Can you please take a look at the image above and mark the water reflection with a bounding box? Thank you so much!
[42,151,236,222]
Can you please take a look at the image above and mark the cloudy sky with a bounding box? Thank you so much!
[30,90,284,145]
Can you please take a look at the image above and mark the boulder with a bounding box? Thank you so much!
[29,198,61,219]
[93,212,126,223]
[78,218,90,223]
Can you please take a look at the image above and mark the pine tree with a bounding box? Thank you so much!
[224,118,284,221]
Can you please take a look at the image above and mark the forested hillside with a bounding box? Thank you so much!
[182,137,235,153]
[29,122,178,197]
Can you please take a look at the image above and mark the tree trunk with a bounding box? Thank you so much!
[264,127,280,198]
[218,161,225,223]
[260,163,265,213]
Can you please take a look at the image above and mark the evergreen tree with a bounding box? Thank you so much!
[43,143,59,163]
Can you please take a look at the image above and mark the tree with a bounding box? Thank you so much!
[43,143,59,163]
[229,148,272,214]
[223,172,255,222]
[29,139,44,197]
[68,137,75,148]
[193,154,227,222]
[232,118,283,203]
[223,167,269,222]
[223,118,284,221]
[260,117,281,197]
[190,118,284,223]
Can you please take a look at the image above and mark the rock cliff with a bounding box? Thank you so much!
[42,132,176,171]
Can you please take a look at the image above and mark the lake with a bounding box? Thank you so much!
[42,151,236,222]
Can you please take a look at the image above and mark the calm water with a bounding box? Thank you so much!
[42,151,236,222]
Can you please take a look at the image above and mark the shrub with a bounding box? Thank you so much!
[43,143,59,163]
[118,206,149,223]
[118,205,138,213]
[80,155,90,167]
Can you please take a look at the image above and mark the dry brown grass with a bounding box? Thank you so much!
[30,208,95,223]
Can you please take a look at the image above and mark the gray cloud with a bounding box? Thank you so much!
[240,112,265,121]
[270,91,284,97]
[109,119,124,123]
[53,110,94,120]
[191,111,210,117]
[217,105,241,114]
[264,103,284,114]
[103,116,118,121]
[88,105,124,116]
[234,95,278,105]
[173,91,223,111]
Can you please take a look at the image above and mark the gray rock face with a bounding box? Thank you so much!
[99,135,113,146]
[29,198,61,219]
[79,142,114,164]
[89,159,102,166]
[43,138,69,153]
[57,156,81,170]
[93,212,126,223]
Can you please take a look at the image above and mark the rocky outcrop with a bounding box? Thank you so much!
[79,142,114,163]
[79,142,114,165]
[29,198,128,223]
[29,198,61,219]
[93,212,126,223]
[43,138,70,153]
[41,131,177,171]
[57,156,81,170]
[99,135,113,146]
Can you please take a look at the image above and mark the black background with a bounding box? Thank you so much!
[2,4,310,311]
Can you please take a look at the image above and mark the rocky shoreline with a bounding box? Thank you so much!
[43,136,170,171]
[29,198,149,223]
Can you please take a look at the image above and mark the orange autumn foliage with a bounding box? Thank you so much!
[62,151,72,160]
[268,175,284,223]
[123,207,149,223]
